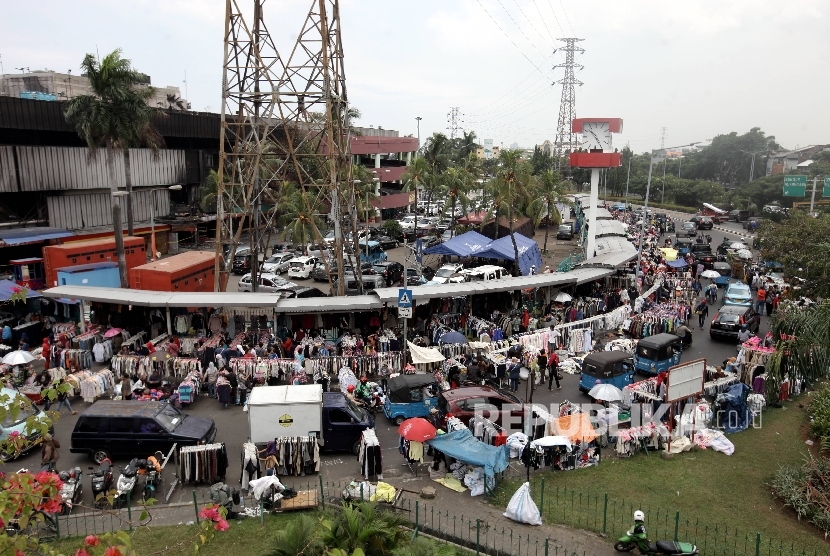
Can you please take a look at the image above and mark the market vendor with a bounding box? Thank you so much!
[146,369,162,390]
[737,325,753,344]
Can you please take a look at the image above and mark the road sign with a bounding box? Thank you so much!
[398,288,413,308]
[783,175,807,197]
[398,307,412,318]
[414,239,424,264]
[824,176,830,198]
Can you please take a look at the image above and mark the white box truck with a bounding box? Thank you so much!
[247,384,374,455]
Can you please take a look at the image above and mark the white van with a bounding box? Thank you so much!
[460,265,506,282]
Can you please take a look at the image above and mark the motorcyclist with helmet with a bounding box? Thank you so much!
[355,376,372,402]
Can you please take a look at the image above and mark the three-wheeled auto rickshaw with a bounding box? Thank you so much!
[358,240,388,265]
[713,261,732,288]
[383,374,439,425]
[578,351,635,393]
[675,237,693,256]
[633,333,682,376]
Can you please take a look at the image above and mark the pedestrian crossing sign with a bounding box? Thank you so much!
[398,289,413,308]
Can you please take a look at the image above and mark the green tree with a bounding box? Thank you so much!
[269,514,325,556]
[402,157,432,236]
[454,130,479,163]
[64,49,163,288]
[282,189,326,250]
[485,149,531,274]
[442,167,472,233]
[528,170,571,254]
[529,146,554,175]
[420,132,452,173]
[321,503,409,556]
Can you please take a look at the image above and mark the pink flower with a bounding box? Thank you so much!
[214,519,229,532]
[198,505,220,521]
[40,498,63,514]
[104,547,123,556]
[15,550,25,556]
[85,535,101,547]
[75,551,90,556]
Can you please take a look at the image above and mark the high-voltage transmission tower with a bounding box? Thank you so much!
[447,107,464,139]
[552,38,584,168]
[214,0,352,295]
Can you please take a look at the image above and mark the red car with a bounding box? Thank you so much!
[437,385,524,431]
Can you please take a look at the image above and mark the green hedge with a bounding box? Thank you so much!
[603,196,698,214]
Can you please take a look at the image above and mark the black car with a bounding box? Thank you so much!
[680,221,698,237]
[556,223,575,240]
[709,305,760,340]
[691,244,715,268]
[330,262,375,279]
[232,247,253,274]
[70,401,216,464]
[697,217,713,230]
[400,267,425,286]
[373,261,404,285]
[277,285,327,298]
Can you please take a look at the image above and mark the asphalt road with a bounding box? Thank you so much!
[8,214,761,508]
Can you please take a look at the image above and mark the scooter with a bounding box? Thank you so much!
[89,458,114,509]
[113,458,146,508]
[615,530,698,555]
[140,452,165,502]
[57,467,84,515]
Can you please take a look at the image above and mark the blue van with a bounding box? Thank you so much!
[578,351,635,393]
[633,333,682,376]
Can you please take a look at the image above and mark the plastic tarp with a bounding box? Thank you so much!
[0,227,73,245]
[717,382,751,434]
[426,428,509,478]
[406,341,446,364]
[474,233,544,276]
[666,259,688,268]
[0,280,42,301]
[422,230,491,257]
[547,413,598,444]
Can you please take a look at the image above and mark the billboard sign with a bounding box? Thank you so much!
[483,139,494,159]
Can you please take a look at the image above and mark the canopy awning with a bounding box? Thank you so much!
[371,191,416,210]
[426,428,509,478]
[422,230,491,257]
[0,227,73,246]
[407,341,445,364]
[473,233,544,276]
[0,279,42,301]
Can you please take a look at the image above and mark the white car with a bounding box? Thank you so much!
[237,273,296,293]
[427,263,465,285]
[398,215,417,231]
[287,256,319,279]
[261,252,295,274]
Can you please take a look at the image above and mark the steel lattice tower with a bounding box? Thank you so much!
[214,0,353,294]
[552,38,584,166]
[447,106,463,139]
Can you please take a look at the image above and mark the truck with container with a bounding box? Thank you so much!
[43,237,147,288]
[129,251,215,292]
[247,384,374,455]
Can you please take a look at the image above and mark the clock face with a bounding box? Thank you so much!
[581,122,612,150]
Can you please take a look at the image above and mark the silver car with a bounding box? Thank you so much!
[237,273,296,292]
[261,252,295,274]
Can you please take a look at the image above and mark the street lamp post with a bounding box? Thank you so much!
[114,185,182,265]
[415,117,422,157]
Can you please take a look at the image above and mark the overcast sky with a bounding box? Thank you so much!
[3,0,827,153]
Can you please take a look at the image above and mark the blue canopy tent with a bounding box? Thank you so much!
[474,233,544,276]
[666,259,688,268]
[422,230,491,257]
[426,428,509,478]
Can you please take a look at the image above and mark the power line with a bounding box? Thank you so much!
[475,0,546,75]
[510,0,555,48]
[496,0,550,58]
[468,55,555,114]
[531,0,557,43]
[545,0,565,34]
[552,38,584,165]
[447,107,464,139]
[558,0,575,34]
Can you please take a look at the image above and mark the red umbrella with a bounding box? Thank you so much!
[397,418,437,442]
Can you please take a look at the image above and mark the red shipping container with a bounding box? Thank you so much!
[43,237,147,288]
[130,251,215,292]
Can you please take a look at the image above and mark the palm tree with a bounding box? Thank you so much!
[528,170,572,254]
[421,132,451,173]
[321,503,409,556]
[64,49,163,288]
[282,189,326,252]
[268,514,325,556]
[484,149,531,275]
[442,167,471,234]
[456,130,480,162]
[401,157,432,239]
[166,93,186,110]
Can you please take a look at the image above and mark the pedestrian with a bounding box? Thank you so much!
[508,357,521,392]
[771,292,780,315]
[536,349,547,387]
[695,298,709,329]
[692,278,701,296]
[737,325,753,344]
[204,362,218,398]
[121,374,133,401]
[379,363,389,393]
[707,282,718,305]
[40,433,60,471]
[755,286,767,316]
[765,288,775,316]
[54,378,77,415]
[547,350,561,390]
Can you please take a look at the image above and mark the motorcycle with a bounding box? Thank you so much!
[113,458,147,508]
[675,332,693,349]
[356,390,384,414]
[89,458,114,509]
[57,467,84,515]
[140,452,165,502]
[615,529,698,555]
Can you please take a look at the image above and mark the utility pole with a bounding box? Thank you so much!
[446,107,463,139]
[402,239,408,366]
[415,116,422,155]
[661,156,667,204]
[660,127,667,149]
[809,176,819,216]
[552,38,584,169]
[624,156,631,210]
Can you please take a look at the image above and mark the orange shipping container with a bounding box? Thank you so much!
[43,237,147,288]
[130,251,216,292]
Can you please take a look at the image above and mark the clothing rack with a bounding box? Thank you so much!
[259,437,320,477]
[79,368,115,403]
[171,357,202,377]
[357,429,383,479]
[53,348,93,370]
[110,355,152,378]
[178,443,228,484]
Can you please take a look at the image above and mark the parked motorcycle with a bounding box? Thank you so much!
[140,452,165,502]
[57,467,84,515]
[89,458,114,509]
[113,458,147,508]
[615,530,698,555]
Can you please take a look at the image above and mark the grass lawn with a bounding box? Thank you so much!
[492,401,829,555]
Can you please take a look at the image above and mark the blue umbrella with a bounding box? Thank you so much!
[439,331,468,344]
[667,259,688,268]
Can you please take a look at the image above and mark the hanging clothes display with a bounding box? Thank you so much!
[257,437,320,476]
[79,369,115,402]
[357,429,383,479]
[240,442,261,490]
[179,443,229,483]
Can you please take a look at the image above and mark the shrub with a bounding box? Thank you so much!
[809,387,830,442]
[772,455,830,534]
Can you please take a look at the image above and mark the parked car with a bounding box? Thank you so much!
[723,282,753,307]
[237,273,295,293]
[335,273,385,295]
[556,223,575,240]
[710,305,760,340]
[322,230,337,245]
[232,247,253,275]
[287,256,319,279]
[276,285,327,298]
[373,261,404,285]
[261,252,295,274]
[680,221,698,237]
[728,209,750,222]
[428,263,465,285]
[436,218,453,232]
[441,229,456,242]
[70,401,216,464]
[332,262,375,279]
[1,387,54,462]
[697,217,714,230]
[401,267,426,286]
[437,385,523,430]
[372,232,400,250]
[311,260,335,282]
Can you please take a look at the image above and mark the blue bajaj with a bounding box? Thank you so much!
[579,351,635,393]
[633,333,682,376]
[383,374,439,425]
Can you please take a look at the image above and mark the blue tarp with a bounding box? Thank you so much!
[422,231,491,257]
[474,233,544,276]
[719,382,751,434]
[426,428,509,478]
[666,259,688,268]
[0,227,73,245]
[0,280,42,302]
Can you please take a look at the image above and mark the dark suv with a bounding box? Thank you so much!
[70,401,216,464]
[697,217,713,230]
[437,386,524,431]
[232,247,252,275]
[710,305,760,340]
[691,244,715,269]
[373,261,404,285]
